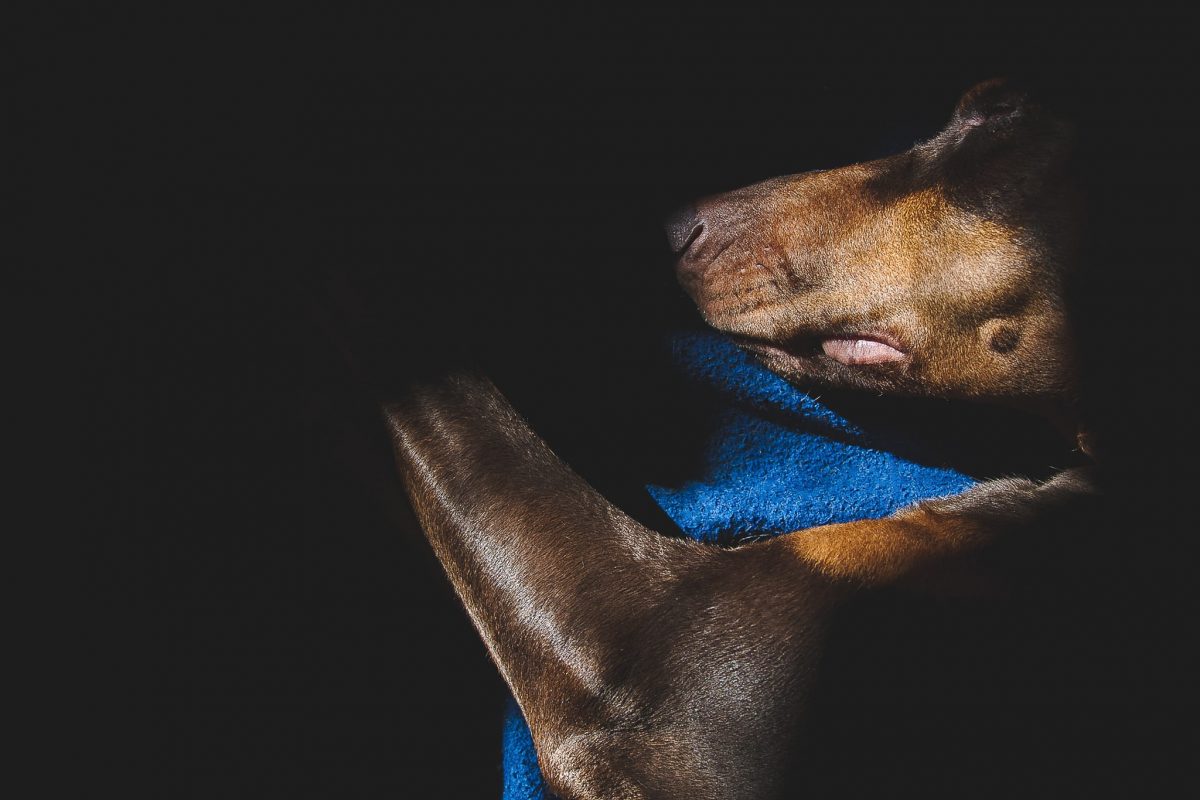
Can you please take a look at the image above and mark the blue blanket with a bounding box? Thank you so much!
[499,331,1061,798]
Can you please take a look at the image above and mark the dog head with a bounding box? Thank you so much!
[669,80,1081,410]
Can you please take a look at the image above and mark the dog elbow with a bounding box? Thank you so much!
[536,731,646,800]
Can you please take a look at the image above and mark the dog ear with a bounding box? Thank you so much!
[952,79,1031,129]
[937,78,1076,206]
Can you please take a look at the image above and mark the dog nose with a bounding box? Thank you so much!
[664,204,705,254]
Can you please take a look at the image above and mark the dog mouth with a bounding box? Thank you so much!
[733,331,909,367]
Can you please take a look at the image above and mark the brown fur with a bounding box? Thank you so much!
[385,81,1103,798]
[672,79,1083,437]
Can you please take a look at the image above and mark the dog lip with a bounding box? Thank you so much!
[675,235,736,287]
[731,330,910,365]
[820,335,908,365]
[729,333,822,364]
[821,330,908,354]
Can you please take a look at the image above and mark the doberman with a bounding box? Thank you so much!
[385,81,1107,798]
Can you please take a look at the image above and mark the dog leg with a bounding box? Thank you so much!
[385,375,1096,798]
[385,373,849,798]
[781,467,1099,586]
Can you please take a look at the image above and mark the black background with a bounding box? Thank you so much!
[39,6,1193,798]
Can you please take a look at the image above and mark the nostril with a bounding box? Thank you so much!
[677,222,704,254]
[664,204,705,254]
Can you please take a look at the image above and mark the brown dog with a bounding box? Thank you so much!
[386,81,1102,798]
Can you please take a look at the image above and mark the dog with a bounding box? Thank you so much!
[385,81,1116,798]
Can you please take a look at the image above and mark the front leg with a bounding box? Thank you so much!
[385,374,1097,798]
[384,372,702,704]
[780,468,1099,586]
[386,373,822,799]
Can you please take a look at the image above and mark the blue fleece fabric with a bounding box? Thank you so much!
[499,331,979,799]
